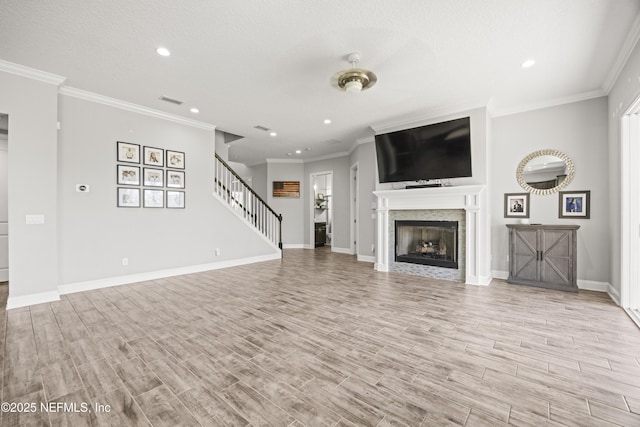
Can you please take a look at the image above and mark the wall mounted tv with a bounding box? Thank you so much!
[375,117,472,183]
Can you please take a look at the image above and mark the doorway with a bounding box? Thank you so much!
[0,113,8,284]
[350,163,359,256]
[310,171,333,249]
[621,100,640,327]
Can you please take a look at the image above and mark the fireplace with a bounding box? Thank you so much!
[395,220,458,269]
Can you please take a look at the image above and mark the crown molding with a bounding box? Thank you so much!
[370,100,488,135]
[603,11,640,94]
[59,87,216,131]
[348,136,374,154]
[0,60,66,86]
[304,151,349,163]
[266,158,304,164]
[491,89,606,118]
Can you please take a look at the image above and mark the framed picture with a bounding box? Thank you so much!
[167,170,185,188]
[117,187,140,207]
[143,168,164,187]
[117,165,140,186]
[143,189,164,208]
[143,146,164,167]
[166,150,185,169]
[167,190,185,208]
[117,141,140,164]
[273,181,300,198]
[559,190,590,219]
[504,193,530,218]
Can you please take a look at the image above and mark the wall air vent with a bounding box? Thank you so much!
[253,125,271,132]
[159,96,184,105]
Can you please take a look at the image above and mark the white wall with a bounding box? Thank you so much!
[55,95,278,287]
[491,97,609,283]
[249,163,268,200]
[267,161,304,246]
[304,156,350,251]
[0,71,60,301]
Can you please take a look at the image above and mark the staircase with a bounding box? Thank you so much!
[214,154,283,254]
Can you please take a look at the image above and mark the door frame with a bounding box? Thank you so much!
[309,170,333,249]
[350,162,359,256]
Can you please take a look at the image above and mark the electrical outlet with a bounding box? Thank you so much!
[214,248,220,256]
[122,257,128,266]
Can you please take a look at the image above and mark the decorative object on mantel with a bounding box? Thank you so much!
[504,193,530,219]
[506,224,580,292]
[273,181,300,198]
[558,190,590,219]
[516,149,575,195]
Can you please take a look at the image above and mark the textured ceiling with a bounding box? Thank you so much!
[1,0,638,165]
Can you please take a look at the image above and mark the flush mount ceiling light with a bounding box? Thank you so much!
[156,47,171,57]
[522,58,536,68]
[190,107,199,114]
[331,52,377,93]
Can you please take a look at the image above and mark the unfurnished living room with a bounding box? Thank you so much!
[1,1,640,426]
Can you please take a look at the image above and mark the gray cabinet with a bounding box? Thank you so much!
[506,224,580,292]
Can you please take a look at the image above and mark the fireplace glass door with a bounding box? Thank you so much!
[395,220,458,269]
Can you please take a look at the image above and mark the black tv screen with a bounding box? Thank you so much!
[375,117,472,183]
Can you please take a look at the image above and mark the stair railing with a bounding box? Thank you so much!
[214,154,283,254]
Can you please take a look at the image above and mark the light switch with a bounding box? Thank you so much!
[26,214,44,225]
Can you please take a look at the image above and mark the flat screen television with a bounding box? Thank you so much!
[375,117,472,183]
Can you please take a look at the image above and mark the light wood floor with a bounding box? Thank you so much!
[1,249,640,426]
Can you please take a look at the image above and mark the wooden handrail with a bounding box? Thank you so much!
[215,154,278,218]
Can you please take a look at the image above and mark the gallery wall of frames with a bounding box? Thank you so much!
[116,141,185,209]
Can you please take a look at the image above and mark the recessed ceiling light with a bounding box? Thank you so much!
[270,132,277,137]
[190,107,199,114]
[324,119,331,124]
[295,149,302,154]
[521,59,535,68]
[156,47,171,57]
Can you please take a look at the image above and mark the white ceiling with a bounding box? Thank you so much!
[1,0,638,165]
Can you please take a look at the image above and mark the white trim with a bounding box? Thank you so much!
[59,253,281,296]
[492,270,509,280]
[0,60,66,86]
[349,136,374,155]
[350,162,360,257]
[266,158,304,164]
[303,244,314,249]
[491,90,606,118]
[282,243,306,249]
[577,280,610,292]
[6,290,61,310]
[370,100,488,134]
[357,255,376,263]
[331,247,351,255]
[310,170,333,251]
[603,12,640,94]
[59,87,216,131]
[609,284,622,306]
[305,152,349,163]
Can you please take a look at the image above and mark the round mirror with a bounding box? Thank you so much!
[516,149,575,195]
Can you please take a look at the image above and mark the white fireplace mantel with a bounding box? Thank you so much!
[374,185,491,286]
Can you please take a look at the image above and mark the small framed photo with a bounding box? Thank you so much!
[143,168,164,187]
[559,190,590,219]
[167,170,185,188]
[166,150,185,169]
[143,189,164,208]
[143,146,164,167]
[117,165,140,186]
[117,141,140,164]
[167,190,185,209]
[117,187,140,207]
[504,193,530,218]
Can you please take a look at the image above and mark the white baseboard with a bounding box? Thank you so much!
[357,255,376,263]
[283,244,306,249]
[332,247,351,255]
[6,290,61,310]
[59,253,281,296]
[577,279,610,292]
[607,284,621,305]
[492,270,509,280]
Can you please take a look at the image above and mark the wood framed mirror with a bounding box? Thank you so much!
[516,149,575,195]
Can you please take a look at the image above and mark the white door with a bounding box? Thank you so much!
[0,134,8,282]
